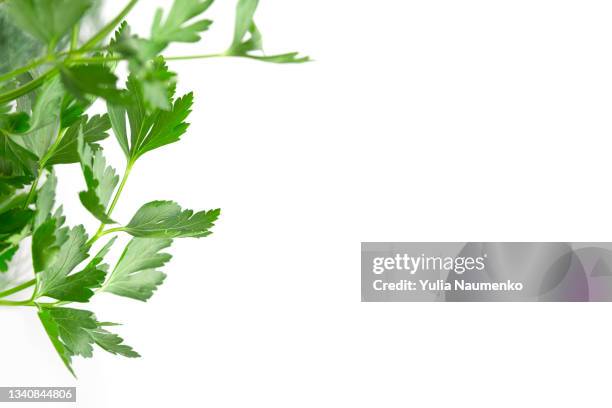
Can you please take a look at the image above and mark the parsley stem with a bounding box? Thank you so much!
[0,48,103,86]
[73,53,229,65]
[0,68,59,104]
[23,174,40,209]
[86,231,103,247]
[164,53,226,61]
[71,56,122,64]
[81,0,139,51]
[101,227,124,236]
[0,55,51,83]
[0,279,36,299]
[87,162,134,246]
[39,128,67,167]
[109,162,132,218]
[71,24,80,51]
[0,51,228,98]
[0,299,34,307]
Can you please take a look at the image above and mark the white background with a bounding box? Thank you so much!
[2,0,612,406]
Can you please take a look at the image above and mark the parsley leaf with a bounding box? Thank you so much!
[46,114,111,165]
[108,68,193,161]
[134,92,192,159]
[227,0,309,63]
[0,133,38,181]
[151,0,213,47]
[0,208,32,232]
[42,237,115,302]
[77,131,119,223]
[32,217,63,273]
[108,1,213,110]
[34,172,56,228]
[36,225,90,298]
[5,0,93,47]
[32,174,112,301]
[139,58,178,112]
[0,9,42,76]
[0,189,28,213]
[60,65,126,105]
[15,77,64,159]
[0,195,30,269]
[0,190,30,270]
[122,201,220,238]
[0,245,18,272]
[88,324,140,358]
[38,307,77,376]
[229,0,260,55]
[38,306,138,377]
[0,111,30,134]
[32,173,64,272]
[103,237,172,301]
[39,307,97,360]
[43,263,105,302]
[108,28,179,111]
[59,95,86,129]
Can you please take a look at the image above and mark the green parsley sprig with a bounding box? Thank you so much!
[0,0,307,377]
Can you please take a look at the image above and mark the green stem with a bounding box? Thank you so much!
[39,128,67,167]
[71,56,122,64]
[107,161,132,219]
[0,55,51,83]
[164,53,226,61]
[23,174,41,209]
[71,24,80,51]
[0,68,59,104]
[73,53,227,65]
[87,227,123,247]
[102,227,124,236]
[0,52,239,101]
[81,0,139,51]
[0,299,35,307]
[0,279,36,299]
[87,162,133,246]
[87,229,103,247]
[0,48,108,85]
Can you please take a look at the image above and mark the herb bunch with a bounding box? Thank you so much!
[0,0,307,376]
